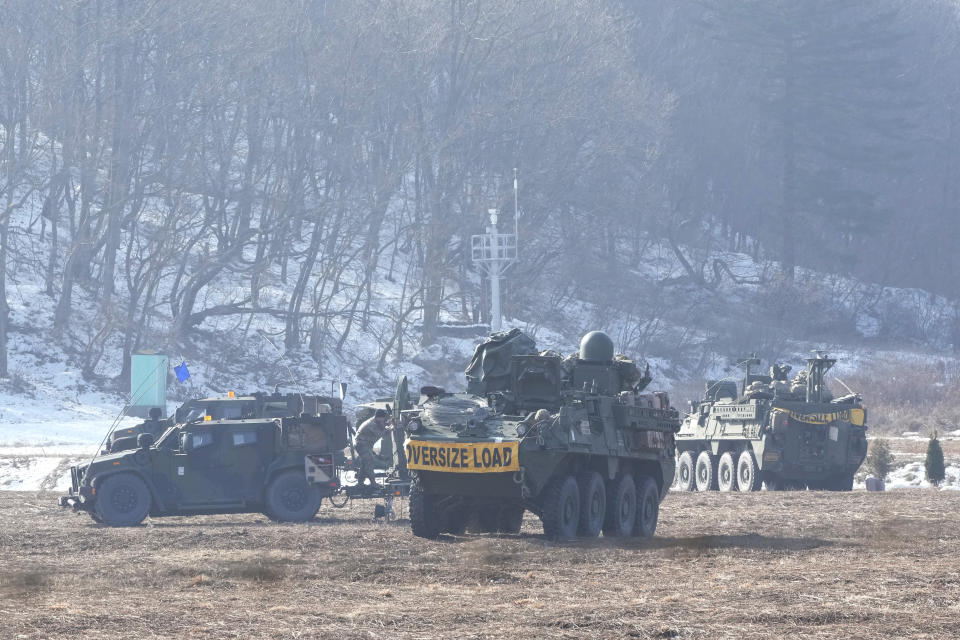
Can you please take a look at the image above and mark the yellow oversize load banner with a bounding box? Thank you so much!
[775,407,865,426]
[404,439,519,473]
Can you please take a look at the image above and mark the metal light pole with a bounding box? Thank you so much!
[472,172,519,332]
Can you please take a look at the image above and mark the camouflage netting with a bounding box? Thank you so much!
[464,328,537,395]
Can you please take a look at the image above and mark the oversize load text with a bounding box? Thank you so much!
[404,440,519,473]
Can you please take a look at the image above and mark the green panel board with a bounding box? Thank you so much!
[130,353,168,411]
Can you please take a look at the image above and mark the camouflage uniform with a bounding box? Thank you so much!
[354,415,388,485]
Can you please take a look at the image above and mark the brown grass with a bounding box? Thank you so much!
[1,490,958,638]
[845,357,960,436]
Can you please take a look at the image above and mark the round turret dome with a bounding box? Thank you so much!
[579,331,614,362]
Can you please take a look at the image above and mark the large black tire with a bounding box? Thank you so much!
[474,506,499,533]
[540,475,580,540]
[577,471,606,537]
[498,505,524,534]
[676,451,696,492]
[695,451,718,492]
[602,473,636,537]
[473,503,524,534]
[827,473,855,491]
[443,506,469,535]
[93,473,151,527]
[736,450,761,492]
[264,470,323,522]
[717,452,736,492]
[633,476,660,538]
[410,477,445,539]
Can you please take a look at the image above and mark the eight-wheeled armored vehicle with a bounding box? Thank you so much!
[401,329,681,540]
[59,396,349,525]
[675,353,868,492]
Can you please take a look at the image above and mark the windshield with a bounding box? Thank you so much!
[155,426,181,449]
[183,408,206,423]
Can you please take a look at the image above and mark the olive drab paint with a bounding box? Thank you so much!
[403,330,681,540]
[59,389,350,525]
[675,353,868,492]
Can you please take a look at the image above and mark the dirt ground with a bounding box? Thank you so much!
[1,490,958,639]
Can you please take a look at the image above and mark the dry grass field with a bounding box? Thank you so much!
[1,489,958,639]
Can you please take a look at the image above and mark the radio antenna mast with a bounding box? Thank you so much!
[471,172,519,332]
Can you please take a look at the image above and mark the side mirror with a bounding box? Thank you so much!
[137,433,155,449]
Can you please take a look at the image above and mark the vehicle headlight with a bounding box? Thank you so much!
[407,419,423,433]
[517,423,527,437]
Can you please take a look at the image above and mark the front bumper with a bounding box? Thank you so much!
[58,488,93,511]
[58,465,92,510]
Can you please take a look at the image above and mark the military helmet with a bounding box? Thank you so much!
[579,331,614,362]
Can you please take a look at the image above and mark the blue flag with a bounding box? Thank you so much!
[174,362,190,383]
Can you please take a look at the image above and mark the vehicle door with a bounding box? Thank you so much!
[219,424,273,504]
[168,427,236,508]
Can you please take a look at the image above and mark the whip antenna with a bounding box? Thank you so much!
[257,329,306,405]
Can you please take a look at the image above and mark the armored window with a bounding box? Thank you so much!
[232,430,258,446]
[189,431,214,449]
[221,405,243,419]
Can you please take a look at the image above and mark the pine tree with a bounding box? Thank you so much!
[867,438,894,480]
[925,431,945,487]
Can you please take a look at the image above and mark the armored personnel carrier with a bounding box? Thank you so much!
[401,329,681,540]
[675,353,868,492]
[105,388,336,453]
[59,394,349,525]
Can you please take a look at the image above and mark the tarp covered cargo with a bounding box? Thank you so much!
[465,328,537,395]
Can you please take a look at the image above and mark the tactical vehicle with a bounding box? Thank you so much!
[59,395,349,525]
[105,388,336,453]
[674,353,868,492]
[400,329,681,540]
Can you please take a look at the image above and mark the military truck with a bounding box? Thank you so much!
[59,398,349,525]
[400,329,681,540]
[105,388,337,453]
[674,353,868,492]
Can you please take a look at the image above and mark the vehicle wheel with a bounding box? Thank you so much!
[410,477,444,539]
[264,470,323,522]
[827,474,854,491]
[473,506,499,533]
[540,474,580,541]
[633,476,660,538]
[695,451,718,491]
[736,451,761,492]
[676,451,696,492]
[577,471,606,537]
[498,505,524,534]
[602,473,636,537]
[93,473,151,527]
[443,506,469,535]
[717,452,736,492]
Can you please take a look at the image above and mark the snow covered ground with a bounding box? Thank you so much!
[3,166,960,492]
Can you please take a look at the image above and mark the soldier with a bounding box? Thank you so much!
[354,408,392,487]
